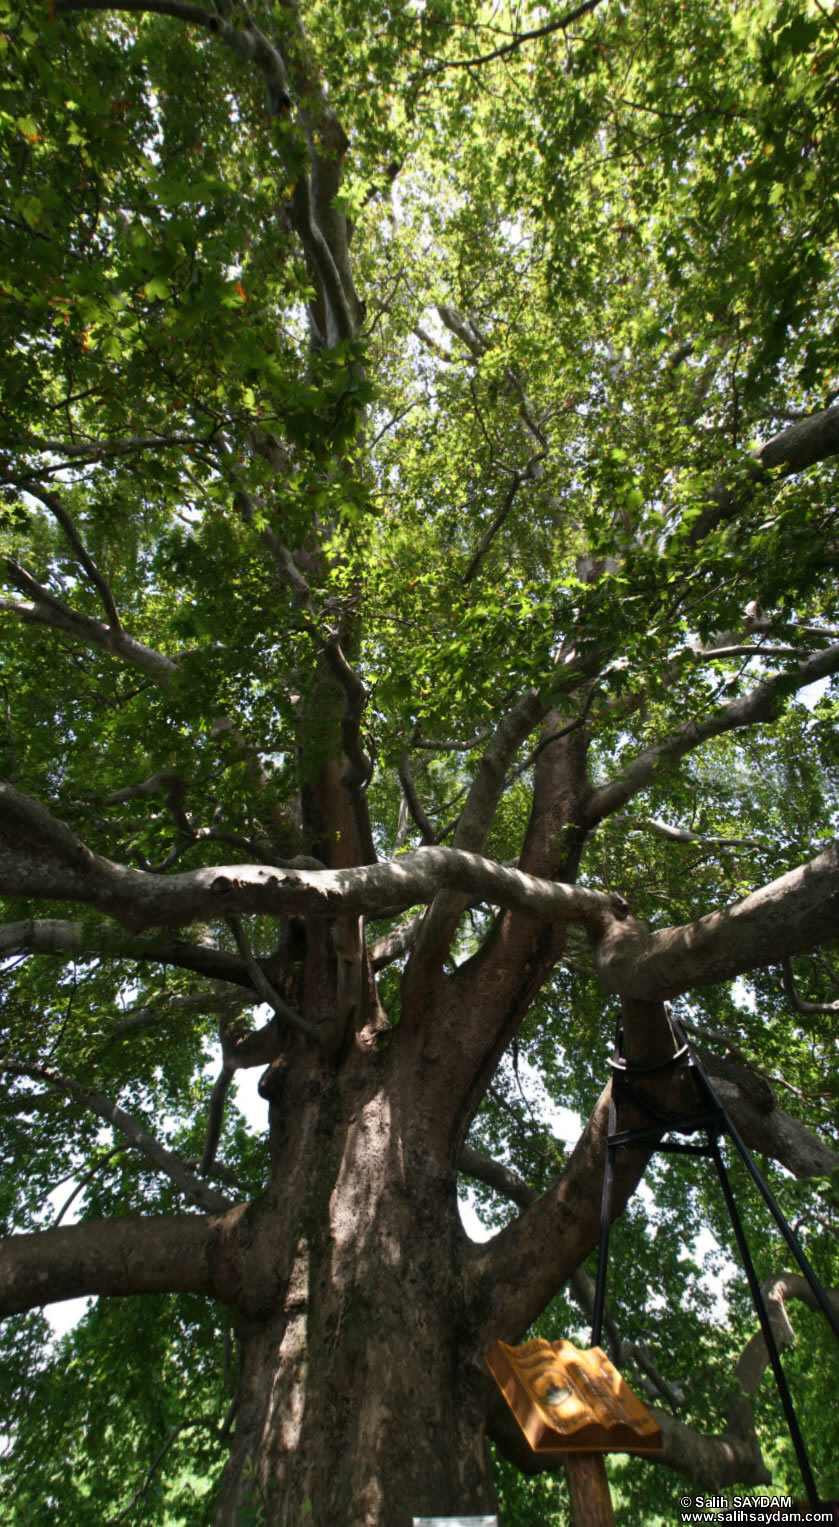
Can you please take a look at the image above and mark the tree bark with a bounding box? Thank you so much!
[209,1044,500,1525]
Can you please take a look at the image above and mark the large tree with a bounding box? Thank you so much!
[1,0,838,1520]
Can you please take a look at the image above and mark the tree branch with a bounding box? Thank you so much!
[52,1145,128,1226]
[0,917,256,988]
[369,909,426,969]
[416,0,606,76]
[55,0,212,19]
[640,1274,839,1488]
[0,779,624,930]
[30,487,122,629]
[16,432,210,465]
[780,955,839,1016]
[586,642,839,827]
[611,814,766,851]
[458,1144,624,1360]
[1,558,176,676]
[397,752,435,845]
[0,1212,231,1318]
[6,783,839,1006]
[321,636,377,861]
[593,840,839,999]
[410,726,494,753]
[55,0,361,348]
[688,399,839,545]
[199,1063,236,1175]
[404,687,546,984]
[104,768,191,823]
[226,916,321,1042]
[108,1410,236,1526]
[701,1052,839,1180]
[1,1061,233,1213]
[462,455,546,585]
[735,1272,839,1397]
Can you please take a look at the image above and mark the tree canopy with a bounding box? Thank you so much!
[1,0,838,1521]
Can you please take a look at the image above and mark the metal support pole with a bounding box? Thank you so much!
[687,1052,839,1344]
[591,1092,618,1350]
[709,1133,819,1507]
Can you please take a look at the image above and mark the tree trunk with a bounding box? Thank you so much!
[211,1047,498,1526]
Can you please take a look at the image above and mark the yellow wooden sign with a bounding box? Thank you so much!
[486,1338,664,1456]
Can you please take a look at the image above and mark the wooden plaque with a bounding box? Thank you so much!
[486,1338,664,1456]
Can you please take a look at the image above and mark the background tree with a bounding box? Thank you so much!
[1,0,838,1521]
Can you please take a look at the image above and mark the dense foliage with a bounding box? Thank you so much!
[1,0,838,1520]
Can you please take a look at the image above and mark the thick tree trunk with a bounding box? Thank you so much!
[211,1048,498,1526]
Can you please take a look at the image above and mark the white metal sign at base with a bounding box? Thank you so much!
[412,1518,499,1526]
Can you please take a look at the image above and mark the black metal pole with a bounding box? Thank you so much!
[709,1134,820,1507]
[685,1042,839,1346]
[591,1110,616,1349]
[592,1024,623,1349]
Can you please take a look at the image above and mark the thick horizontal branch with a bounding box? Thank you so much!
[689,399,839,544]
[0,1212,232,1318]
[593,840,839,999]
[5,785,839,1005]
[55,0,211,19]
[646,1406,769,1488]
[410,727,494,753]
[0,917,255,986]
[17,433,210,462]
[0,781,624,931]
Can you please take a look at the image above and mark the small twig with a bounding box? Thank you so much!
[415,0,605,75]
[31,486,123,630]
[0,1060,232,1213]
[45,962,78,1061]
[780,956,839,1016]
[462,469,526,585]
[53,1144,128,1226]
[107,1408,237,1526]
